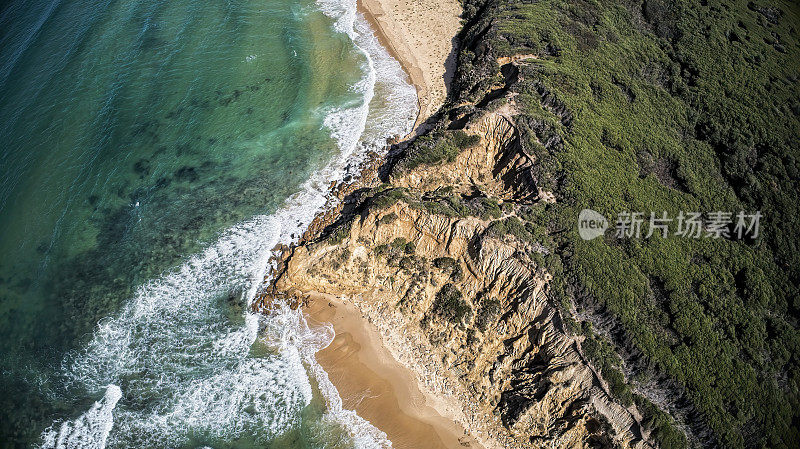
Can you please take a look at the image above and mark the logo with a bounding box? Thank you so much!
[578,209,608,240]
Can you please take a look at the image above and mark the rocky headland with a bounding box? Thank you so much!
[253,0,800,447]
[255,92,657,449]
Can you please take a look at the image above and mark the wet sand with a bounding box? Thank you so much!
[306,294,479,448]
[358,0,462,129]
[304,2,473,447]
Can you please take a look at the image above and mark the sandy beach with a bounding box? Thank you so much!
[358,0,462,128]
[306,294,480,449]
[303,1,474,447]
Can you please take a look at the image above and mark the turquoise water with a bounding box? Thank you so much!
[0,0,416,446]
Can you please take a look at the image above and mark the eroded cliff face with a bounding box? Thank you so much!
[259,108,657,449]
[393,111,538,202]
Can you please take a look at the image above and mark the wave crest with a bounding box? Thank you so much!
[39,0,416,447]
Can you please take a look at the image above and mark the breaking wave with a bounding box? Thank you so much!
[38,0,416,448]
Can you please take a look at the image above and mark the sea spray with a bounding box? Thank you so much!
[40,385,122,449]
[36,0,416,446]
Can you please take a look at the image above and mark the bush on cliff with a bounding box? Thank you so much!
[430,283,472,328]
[403,130,480,169]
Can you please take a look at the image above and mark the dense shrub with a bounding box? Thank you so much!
[475,297,502,331]
[390,237,415,254]
[377,212,397,226]
[451,130,480,149]
[370,188,406,210]
[430,283,472,327]
[433,256,463,281]
[403,130,480,169]
[453,0,800,447]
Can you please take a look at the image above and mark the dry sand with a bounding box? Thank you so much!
[306,294,481,448]
[358,0,462,129]
[303,2,473,447]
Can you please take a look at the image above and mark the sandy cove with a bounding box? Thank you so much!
[302,0,473,447]
[306,294,479,448]
[358,0,461,129]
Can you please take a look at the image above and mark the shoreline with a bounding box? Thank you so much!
[306,294,480,449]
[357,0,427,130]
[292,0,473,447]
[357,0,460,130]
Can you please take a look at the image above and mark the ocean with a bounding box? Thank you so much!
[0,0,416,446]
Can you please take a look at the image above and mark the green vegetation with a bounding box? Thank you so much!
[377,212,397,225]
[473,197,502,220]
[367,181,504,222]
[402,130,480,169]
[433,256,463,281]
[485,216,548,244]
[327,219,353,245]
[635,394,690,449]
[451,129,481,149]
[411,193,503,220]
[391,237,415,254]
[375,238,420,274]
[370,187,407,210]
[430,283,473,327]
[475,296,502,331]
[450,0,800,447]
[374,243,390,257]
[581,326,689,449]
[415,194,471,217]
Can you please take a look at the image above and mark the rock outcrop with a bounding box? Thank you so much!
[257,107,658,449]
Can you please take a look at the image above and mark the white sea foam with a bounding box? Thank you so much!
[309,1,416,447]
[39,0,417,447]
[40,385,121,449]
[292,2,420,443]
[354,14,418,145]
[268,305,392,449]
[45,216,315,447]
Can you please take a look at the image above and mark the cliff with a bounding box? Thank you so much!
[256,0,800,448]
[257,105,656,448]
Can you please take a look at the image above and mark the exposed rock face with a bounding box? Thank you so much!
[260,109,657,449]
[393,112,538,202]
